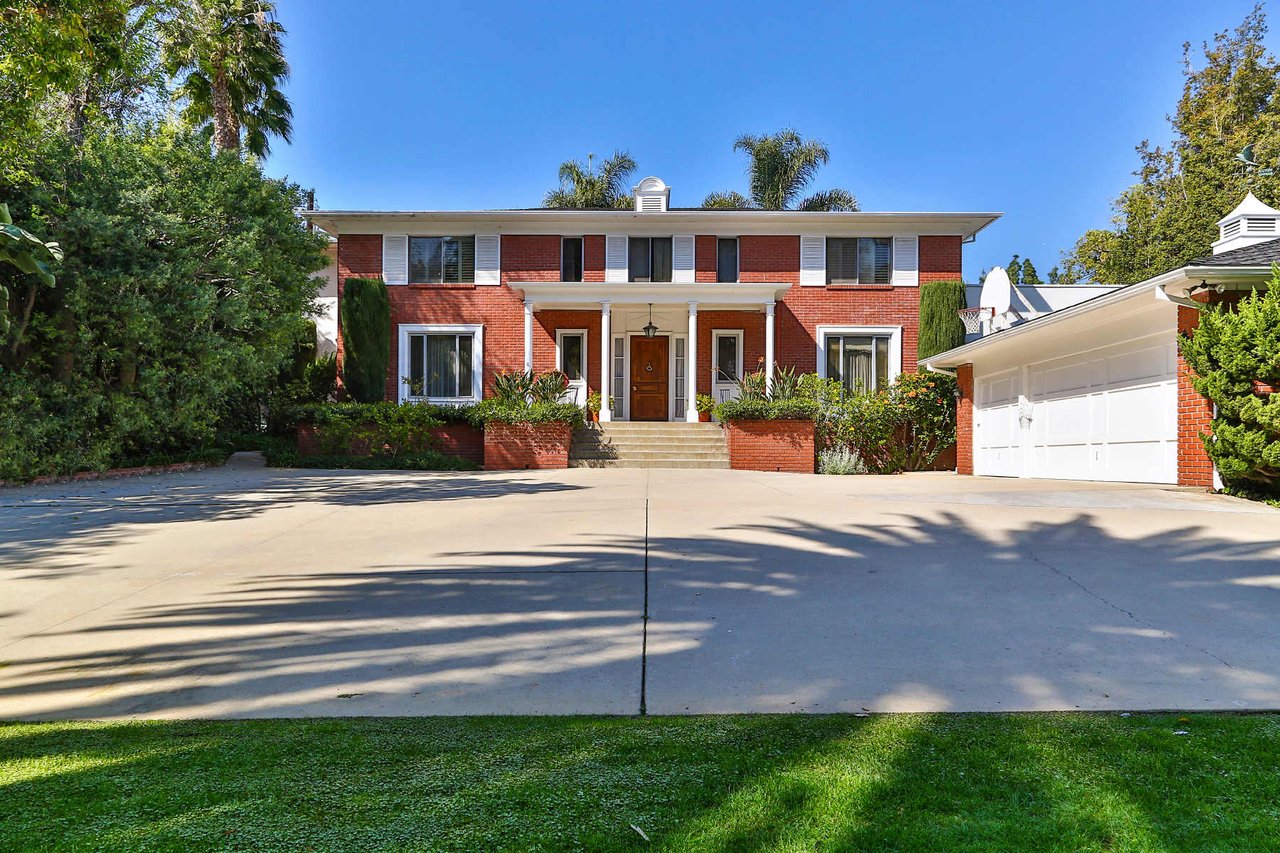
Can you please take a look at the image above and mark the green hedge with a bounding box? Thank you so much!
[291,451,477,472]
[468,399,584,428]
[918,280,968,360]
[714,397,819,422]
[340,278,391,403]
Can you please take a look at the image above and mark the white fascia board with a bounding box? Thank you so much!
[303,209,1002,240]
[514,281,789,308]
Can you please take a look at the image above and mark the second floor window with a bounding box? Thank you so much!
[629,236,673,282]
[827,237,891,285]
[410,236,475,284]
[717,238,738,283]
[561,237,584,282]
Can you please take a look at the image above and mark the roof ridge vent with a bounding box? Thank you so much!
[633,176,670,213]
[1213,191,1280,254]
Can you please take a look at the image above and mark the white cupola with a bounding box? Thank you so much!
[1213,192,1280,254]
[633,176,670,213]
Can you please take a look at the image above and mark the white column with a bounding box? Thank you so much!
[599,301,612,422]
[686,302,699,422]
[764,301,776,393]
[523,300,533,372]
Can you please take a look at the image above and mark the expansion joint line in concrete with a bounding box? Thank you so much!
[639,490,651,716]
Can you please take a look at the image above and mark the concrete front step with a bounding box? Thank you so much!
[570,422,729,469]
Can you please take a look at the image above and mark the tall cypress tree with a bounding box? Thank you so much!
[918,280,968,360]
[340,277,390,403]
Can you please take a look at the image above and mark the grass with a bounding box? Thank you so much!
[3,714,1279,851]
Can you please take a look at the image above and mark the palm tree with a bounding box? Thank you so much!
[702,130,858,211]
[160,0,293,157]
[544,151,637,209]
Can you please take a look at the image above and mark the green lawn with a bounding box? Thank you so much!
[2,714,1278,851]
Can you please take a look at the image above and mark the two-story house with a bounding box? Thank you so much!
[306,177,999,422]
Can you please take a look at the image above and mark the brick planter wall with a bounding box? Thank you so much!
[483,422,571,470]
[297,422,484,465]
[724,419,815,473]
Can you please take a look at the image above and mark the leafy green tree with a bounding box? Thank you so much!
[0,203,63,338]
[918,280,968,360]
[702,130,858,211]
[1180,274,1280,493]
[1006,255,1022,285]
[1021,258,1042,284]
[160,0,293,157]
[1047,266,1062,284]
[543,151,637,209]
[1062,6,1280,283]
[340,278,391,403]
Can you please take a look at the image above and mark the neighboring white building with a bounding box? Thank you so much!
[312,239,338,356]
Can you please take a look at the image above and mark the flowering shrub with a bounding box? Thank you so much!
[823,372,957,474]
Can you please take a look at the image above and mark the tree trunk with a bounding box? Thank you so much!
[211,67,240,153]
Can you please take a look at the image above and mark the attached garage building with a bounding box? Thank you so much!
[925,194,1280,487]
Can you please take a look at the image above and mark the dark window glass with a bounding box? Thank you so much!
[561,237,583,282]
[410,333,474,398]
[715,335,739,382]
[628,237,651,281]
[561,333,584,380]
[408,334,426,396]
[409,236,474,283]
[457,334,473,393]
[827,334,891,393]
[651,237,673,282]
[826,237,891,284]
[717,238,738,282]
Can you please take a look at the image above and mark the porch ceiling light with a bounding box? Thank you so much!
[643,303,658,338]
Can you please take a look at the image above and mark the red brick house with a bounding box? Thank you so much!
[306,178,999,422]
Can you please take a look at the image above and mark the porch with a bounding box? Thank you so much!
[514,282,789,422]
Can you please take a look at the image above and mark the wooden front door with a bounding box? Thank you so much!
[630,336,669,421]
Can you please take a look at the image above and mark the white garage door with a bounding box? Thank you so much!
[974,335,1178,484]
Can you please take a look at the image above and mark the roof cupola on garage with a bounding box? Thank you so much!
[1213,192,1280,254]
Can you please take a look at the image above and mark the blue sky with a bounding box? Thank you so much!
[267,0,1268,281]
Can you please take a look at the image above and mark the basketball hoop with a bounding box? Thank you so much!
[958,307,993,335]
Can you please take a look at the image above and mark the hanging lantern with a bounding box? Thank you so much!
[643,303,658,338]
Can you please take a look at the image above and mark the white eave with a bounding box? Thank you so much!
[514,281,789,310]
[302,208,1002,240]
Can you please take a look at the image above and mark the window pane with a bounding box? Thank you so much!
[715,335,738,381]
[875,336,889,389]
[442,238,461,283]
[628,237,651,281]
[408,334,425,396]
[827,237,857,283]
[825,336,842,384]
[842,336,873,393]
[458,236,475,283]
[409,237,443,283]
[651,237,673,282]
[562,237,583,282]
[717,238,738,282]
[427,334,457,397]
[861,237,891,284]
[458,334,473,396]
[562,333,584,380]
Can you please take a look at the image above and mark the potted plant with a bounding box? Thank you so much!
[586,390,602,422]
[695,393,717,422]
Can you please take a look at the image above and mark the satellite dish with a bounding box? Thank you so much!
[980,266,1013,314]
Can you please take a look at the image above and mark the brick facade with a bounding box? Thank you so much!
[724,419,816,473]
[955,363,974,475]
[483,422,571,470]
[1176,306,1215,488]
[334,231,964,406]
[296,422,484,466]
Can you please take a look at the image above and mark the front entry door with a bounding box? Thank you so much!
[630,336,669,421]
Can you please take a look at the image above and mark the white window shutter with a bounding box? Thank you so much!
[382,234,408,285]
[892,235,919,286]
[605,234,628,281]
[475,234,501,284]
[672,234,695,283]
[799,235,826,286]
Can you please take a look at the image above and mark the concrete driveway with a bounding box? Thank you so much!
[2,455,1278,718]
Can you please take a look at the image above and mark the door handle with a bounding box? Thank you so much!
[631,385,637,391]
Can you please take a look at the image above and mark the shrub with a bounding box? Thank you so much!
[469,399,584,428]
[918,279,968,360]
[818,445,869,475]
[826,372,957,474]
[530,370,569,403]
[293,401,469,458]
[714,368,823,422]
[695,393,717,414]
[303,354,338,403]
[292,450,477,472]
[493,369,535,403]
[340,278,391,403]
[1180,278,1280,493]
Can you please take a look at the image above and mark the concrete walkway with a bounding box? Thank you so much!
[2,455,1278,718]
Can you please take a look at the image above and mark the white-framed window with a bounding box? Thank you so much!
[561,237,584,282]
[716,237,739,283]
[409,236,476,284]
[712,329,744,403]
[816,325,902,394]
[399,323,484,403]
[628,236,673,282]
[556,328,587,407]
[826,237,892,284]
[611,335,625,418]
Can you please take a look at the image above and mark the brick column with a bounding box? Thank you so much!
[1177,306,1215,488]
[956,363,974,476]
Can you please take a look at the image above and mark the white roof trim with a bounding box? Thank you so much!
[513,281,788,309]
